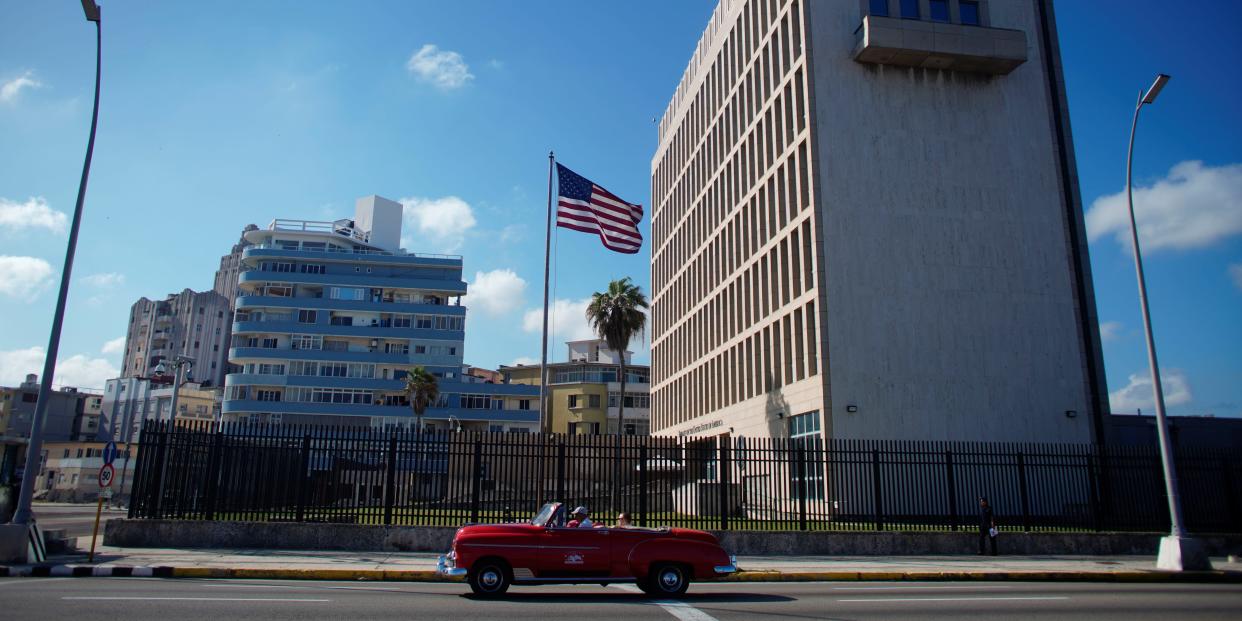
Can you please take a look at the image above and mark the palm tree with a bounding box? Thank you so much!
[585,277,649,436]
[403,366,439,432]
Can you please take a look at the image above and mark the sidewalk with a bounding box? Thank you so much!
[4,546,1240,582]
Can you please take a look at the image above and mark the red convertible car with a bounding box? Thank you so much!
[438,502,737,596]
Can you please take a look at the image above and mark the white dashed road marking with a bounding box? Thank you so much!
[610,584,720,621]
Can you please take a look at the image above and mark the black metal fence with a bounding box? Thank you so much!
[128,421,1242,533]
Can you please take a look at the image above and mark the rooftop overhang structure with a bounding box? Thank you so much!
[852,15,1027,75]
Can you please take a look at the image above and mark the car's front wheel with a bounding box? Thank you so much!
[643,563,689,596]
[468,559,511,597]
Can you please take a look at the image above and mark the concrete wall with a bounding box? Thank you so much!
[806,0,1096,443]
[104,519,1242,557]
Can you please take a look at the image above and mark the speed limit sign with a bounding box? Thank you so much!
[98,463,115,488]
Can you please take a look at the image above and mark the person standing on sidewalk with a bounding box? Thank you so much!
[978,496,997,555]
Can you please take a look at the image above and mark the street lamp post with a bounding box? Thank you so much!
[153,356,192,516]
[9,0,102,528]
[1124,74,1210,571]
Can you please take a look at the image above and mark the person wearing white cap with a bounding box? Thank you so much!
[567,506,593,528]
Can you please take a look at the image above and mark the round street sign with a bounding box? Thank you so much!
[102,441,118,466]
[98,463,115,488]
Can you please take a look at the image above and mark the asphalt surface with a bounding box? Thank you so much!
[32,503,124,538]
[1,578,1238,620]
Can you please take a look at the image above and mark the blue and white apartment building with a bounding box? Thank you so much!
[222,195,540,432]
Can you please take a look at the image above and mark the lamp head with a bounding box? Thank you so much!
[81,0,100,22]
[1141,74,1170,105]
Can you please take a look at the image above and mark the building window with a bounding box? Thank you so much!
[960,0,980,25]
[298,310,317,324]
[929,0,949,22]
[567,394,581,408]
[256,390,282,402]
[300,264,325,274]
[518,399,531,411]
[588,394,601,408]
[869,0,888,17]
[900,0,918,19]
[489,424,505,433]
[261,338,278,349]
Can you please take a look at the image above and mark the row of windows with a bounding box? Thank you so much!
[653,139,812,344]
[239,334,458,358]
[236,308,463,331]
[870,0,981,26]
[654,215,815,385]
[654,300,818,430]
[653,0,801,232]
[550,369,652,384]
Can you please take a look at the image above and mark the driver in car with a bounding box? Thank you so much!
[566,506,593,528]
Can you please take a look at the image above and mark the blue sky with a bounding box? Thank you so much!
[0,1,1238,418]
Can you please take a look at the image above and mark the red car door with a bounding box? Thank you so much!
[537,526,611,577]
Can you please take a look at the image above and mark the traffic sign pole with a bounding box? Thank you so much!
[89,463,115,563]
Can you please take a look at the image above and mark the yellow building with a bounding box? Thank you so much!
[500,340,650,435]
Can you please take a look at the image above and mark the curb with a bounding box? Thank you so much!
[2,565,1239,584]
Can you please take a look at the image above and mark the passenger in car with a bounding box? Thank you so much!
[615,512,633,528]
[566,506,592,528]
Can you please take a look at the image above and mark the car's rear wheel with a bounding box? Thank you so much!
[644,563,689,596]
[468,559,511,597]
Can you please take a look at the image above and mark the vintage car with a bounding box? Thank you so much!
[438,502,737,596]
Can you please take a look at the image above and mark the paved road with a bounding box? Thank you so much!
[32,503,123,538]
[1,578,1238,620]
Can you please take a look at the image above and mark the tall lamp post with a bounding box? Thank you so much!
[9,0,102,528]
[1125,74,1210,571]
[153,356,192,516]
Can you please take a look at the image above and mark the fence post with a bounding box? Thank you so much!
[796,445,807,531]
[944,450,958,531]
[639,443,648,528]
[871,448,884,531]
[128,422,150,519]
[383,432,398,526]
[1016,451,1031,532]
[203,430,225,520]
[470,437,483,524]
[151,423,169,519]
[1086,452,1101,532]
[295,433,312,523]
[718,436,731,531]
[555,439,566,504]
[1220,459,1239,532]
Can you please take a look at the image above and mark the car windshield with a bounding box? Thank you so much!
[530,502,561,526]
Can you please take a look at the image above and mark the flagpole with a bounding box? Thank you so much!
[539,151,555,434]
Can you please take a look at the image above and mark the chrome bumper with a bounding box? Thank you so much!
[437,553,468,577]
[714,555,738,575]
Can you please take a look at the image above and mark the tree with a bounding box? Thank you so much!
[585,277,649,436]
[403,366,439,432]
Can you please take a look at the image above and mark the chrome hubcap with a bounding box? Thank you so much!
[660,569,680,588]
[481,570,500,588]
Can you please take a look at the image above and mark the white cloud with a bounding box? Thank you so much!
[465,269,527,316]
[1109,369,1192,414]
[1086,161,1242,253]
[101,337,125,355]
[510,356,539,366]
[0,255,54,300]
[0,346,119,390]
[1098,321,1122,343]
[406,44,474,89]
[400,196,477,253]
[81,272,125,288]
[1,70,42,103]
[522,297,596,343]
[1230,264,1242,292]
[0,197,68,234]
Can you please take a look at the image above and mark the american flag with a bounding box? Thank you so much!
[556,163,643,254]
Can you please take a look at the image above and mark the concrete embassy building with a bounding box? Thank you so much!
[650,0,1107,443]
[223,195,539,431]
